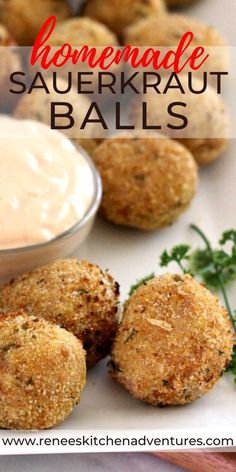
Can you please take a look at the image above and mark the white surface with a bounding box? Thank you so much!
[59,0,236,436]
[59,143,236,433]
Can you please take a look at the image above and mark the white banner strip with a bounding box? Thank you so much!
[0,429,235,455]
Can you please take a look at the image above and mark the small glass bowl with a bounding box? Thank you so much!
[0,150,102,283]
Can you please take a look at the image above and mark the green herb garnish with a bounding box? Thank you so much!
[160,244,191,274]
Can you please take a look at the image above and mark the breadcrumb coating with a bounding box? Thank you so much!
[0,312,86,430]
[109,274,234,406]
[49,17,118,47]
[0,0,72,45]
[83,0,166,36]
[93,134,198,230]
[47,17,119,93]
[124,13,227,49]
[0,259,120,368]
[123,14,228,84]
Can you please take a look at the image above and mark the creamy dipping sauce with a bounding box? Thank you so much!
[0,116,95,249]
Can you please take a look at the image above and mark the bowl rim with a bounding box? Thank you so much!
[0,146,102,255]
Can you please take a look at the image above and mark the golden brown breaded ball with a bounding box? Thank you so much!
[83,0,166,37]
[166,0,201,8]
[109,274,234,406]
[93,134,198,230]
[49,17,118,47]
[124,13,227,49]
[123,14,228,78]
[0,312,86,430]
[14,77,104,157]
[0,0,72,46]
[0,259,120,368]
[47,17,119,94]
[130,75,230,166]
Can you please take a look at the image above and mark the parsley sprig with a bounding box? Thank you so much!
[160,244,191,274]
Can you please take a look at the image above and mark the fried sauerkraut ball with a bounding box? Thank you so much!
[123,14,228,80]
[0,312,86,429]
[49,16,118,47]
[0,259,120,367]
[109,274,234,406]
[93,134,198,230]
[47,17,119,94]
[83,0,166,36]
[0,0,72,45]
[130,76,231,166]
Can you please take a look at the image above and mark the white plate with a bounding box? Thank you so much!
[1,0,236,454]
[65,0,236,436]
[64,143,236,432]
